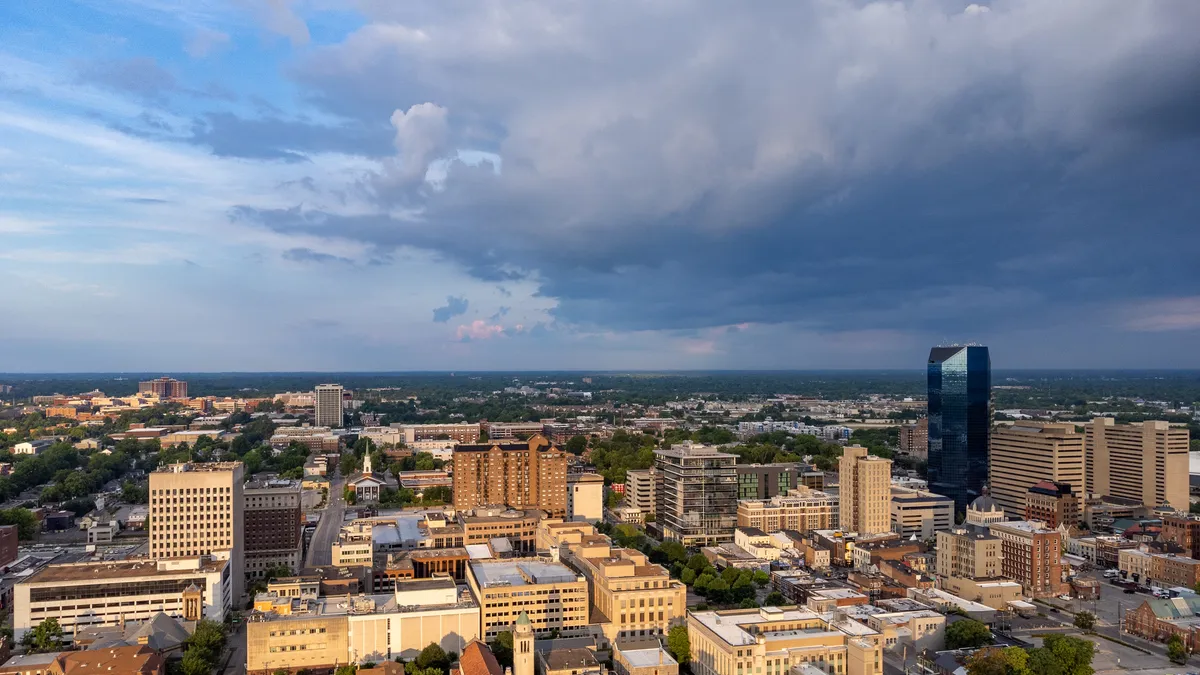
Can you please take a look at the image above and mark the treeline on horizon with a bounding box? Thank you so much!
[4,370,1200,409]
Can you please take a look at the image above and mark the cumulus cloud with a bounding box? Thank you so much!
[432,295,469,323]
[241,0,1200,341]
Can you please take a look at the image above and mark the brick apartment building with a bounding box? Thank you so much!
[453,436,569,516]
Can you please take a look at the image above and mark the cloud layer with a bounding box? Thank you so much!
[2,0,1200,370]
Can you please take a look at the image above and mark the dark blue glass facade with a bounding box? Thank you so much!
[927,345,991,513]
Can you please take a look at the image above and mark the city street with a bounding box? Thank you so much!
[305,470,346,567]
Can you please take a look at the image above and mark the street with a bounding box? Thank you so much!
[305,470,346,567]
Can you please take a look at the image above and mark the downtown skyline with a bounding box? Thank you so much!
[2,1,1200,371]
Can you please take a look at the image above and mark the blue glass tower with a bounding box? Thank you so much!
[927,345,991,513]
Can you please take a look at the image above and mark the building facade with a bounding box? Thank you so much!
[839,446,892,536]
[935,528,1000,580]
[465,560,589,640]
[14,558,231,641]
[687,607,883,675]
[1025,481,1080,529]
[654,444,738,546]
[244,479,303,580]
[735,464,806,500]
[1085,418,1189,508]
[989,423,1084,518]
[138,377,188,399]
[736,490,837,532]
[624,469,657,515]
[149,462,244,599]
[452,436,568,516]
[889,488,953,539]
[927,345,991,512]
[397,423,481,445]
[567,473,604,522]
[988,521,1066,598]
[314,384,344,429]
[1162,513,1200,560]
[898,419,928,458]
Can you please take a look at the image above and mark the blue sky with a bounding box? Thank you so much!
[1,0,1199,372]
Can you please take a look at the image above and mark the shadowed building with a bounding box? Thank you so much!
[453,435,569,516]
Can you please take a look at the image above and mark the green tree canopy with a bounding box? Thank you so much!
[490,631,513,669]
[666,625,690,665]
[23,618,63,653]
[945,619,992,650]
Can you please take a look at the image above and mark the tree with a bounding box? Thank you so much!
[706,578,730,605]
[1168,634,1188,665]
[667,625,690,665]
[680,568,697,585]
[181,650,212,675]
[490,631,513,669]
[565,436,588,455]
[658,540,687,564]
[1027,635,1094,675]
[687,553,711,573]
[335,666,358,675]
[965,647,1031,675]
[23,618,63,653]
[1073,611,1095,632]
[340,453,357,476]
[945,619,992,650]
[752,570,770,587]
[415,643,450,672]
[0,507,39,540]
[739,598,759,608]
[764,591,786,606]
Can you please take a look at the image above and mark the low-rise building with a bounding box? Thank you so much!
[1024,481,1080,529]
[613,640,678,675]
[687,607,883,675]
[889,488,953,539]
[466,560,589,640]
[863,610,945,653]
[736,490,837,532]
[246,576,480,670]
[14,557,231,641]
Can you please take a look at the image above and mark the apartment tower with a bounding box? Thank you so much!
[989,422,1084,518]
[654,444,738,546]
[149,462,245,599]
[138,377,188,399]
[1085,418,1189,507]
[314,383,345,428]
[244,478,303,580]
[927,345,991,512]
[839,445,892,536]
[452,435,569,516]
[624,468,657,515]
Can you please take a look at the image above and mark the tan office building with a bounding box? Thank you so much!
[149,462,244,599]
[559,530,687,643]
[736,489,837,532]
[839,446,892,536]
[314,384,344,429]
[989,423,1084,517]
[1086,418,1189,507]
[624,469,657,515]
[688,607,883,675]
[453,435,569,516]
[466,560,589,640]
[935,528,1000,580]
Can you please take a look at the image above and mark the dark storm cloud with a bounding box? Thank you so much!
[432,295,469,322]
[189,112,393,162]
[242,0,1200,339]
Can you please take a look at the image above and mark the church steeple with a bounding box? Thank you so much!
[363,452,373,475]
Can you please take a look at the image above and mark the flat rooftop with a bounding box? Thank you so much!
[470,560,579,588]
[690,607,876,647]
[23,558,226,585]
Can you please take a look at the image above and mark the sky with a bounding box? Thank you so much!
[1,0,1199,372]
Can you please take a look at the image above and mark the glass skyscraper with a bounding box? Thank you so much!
[927,345,991,513]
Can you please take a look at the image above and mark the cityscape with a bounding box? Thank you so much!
[0,358,1199,675]
[3,1,1199,675]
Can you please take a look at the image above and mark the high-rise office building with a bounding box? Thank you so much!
[927,345,991,511]
[452,435,569,516]
[735,463,806,499]
[149,462,244,599]
[654,444,738,546]
[244,478,303,580]
[1085,418,1189,508]
[314,383,344,428]
[899,418,928,458]
[624,468,657,515]
[838,445,892,536]
[989,422,1084,517]
[139,377,188,399]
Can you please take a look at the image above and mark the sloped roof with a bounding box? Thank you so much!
[1146,596,1200,619]
[458,640,504,675]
